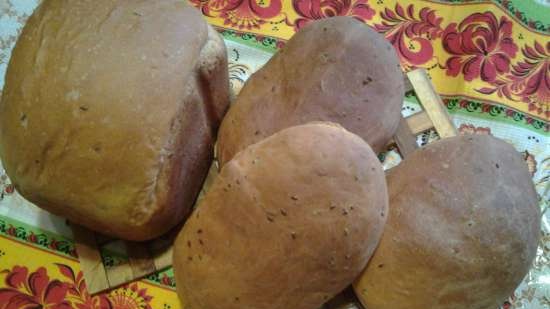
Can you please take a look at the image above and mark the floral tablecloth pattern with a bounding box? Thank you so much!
[0,0,548,308]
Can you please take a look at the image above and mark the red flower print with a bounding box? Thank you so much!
[442,12,518,82]
[6,225,16,237]
[160,273,172,286]
[107,283,153,309]
[0,266,71,309]
[49,239,60,250]
[292,0,375,30]
[27,232,38,243]
[458,124,492,136]
[522,151,537,176]
[501,294,517,309]
[477,41,549,118]
[4,184,14,194]
[374,4,444,69]
[189,0,285,30]
[55,264,112,309]
[5,266,28,289]
[508,41,549,117]
[0,174,14,200]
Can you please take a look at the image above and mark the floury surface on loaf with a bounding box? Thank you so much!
[217,17,404,166]
[174,123,389,309]
[0,0,229,240]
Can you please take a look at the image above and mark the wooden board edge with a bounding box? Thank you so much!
[152,246,174,271]
[394,117,419,158]
[71,224,110,294]
[104,261,134,289]
[406,69,457,138]
[126,242,157,279]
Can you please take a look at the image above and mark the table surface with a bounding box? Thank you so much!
[0,0,548,308]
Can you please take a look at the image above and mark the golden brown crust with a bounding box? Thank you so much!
[217,17,404,166]
[174,122,388,309]
[354,135,541,309]
[0,0,229,240]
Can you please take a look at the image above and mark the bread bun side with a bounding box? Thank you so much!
[217,17,404,166]
[354,135,541,309]
[0,0,229,240]
[174,122,388,309]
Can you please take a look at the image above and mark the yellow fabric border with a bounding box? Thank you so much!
[193,0,549,121]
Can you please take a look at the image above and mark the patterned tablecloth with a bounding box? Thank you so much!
[0,0,548,308]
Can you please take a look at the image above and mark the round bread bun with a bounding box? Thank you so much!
[354,135,541,309]
[217,17,404,166]
[174,122,388,309]
[0,0,229,240]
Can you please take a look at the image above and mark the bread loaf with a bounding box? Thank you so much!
[217,17,404,166]
[173,122,388,309]
[0,0,229,240]
[354,135,541,309]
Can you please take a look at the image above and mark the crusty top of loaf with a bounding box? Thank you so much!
[355,135,540,309]
[0,0,209,238]
[217,17,404,166]
[174,122,388,309]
